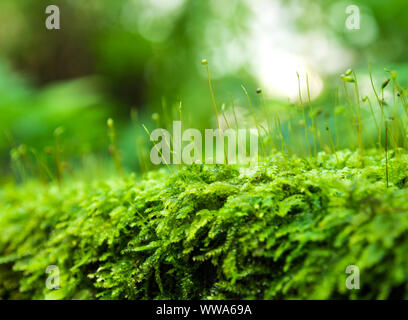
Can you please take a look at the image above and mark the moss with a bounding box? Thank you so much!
[1,150,408,299]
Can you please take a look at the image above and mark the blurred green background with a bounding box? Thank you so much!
[1,0,408,181]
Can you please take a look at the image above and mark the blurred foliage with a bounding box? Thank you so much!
[2,0,408,178]
[0,0,254,177]
[290,0,408,63]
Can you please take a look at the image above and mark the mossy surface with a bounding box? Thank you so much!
[1,150,408,300]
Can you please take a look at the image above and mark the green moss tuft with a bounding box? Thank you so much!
[1,150,408,299]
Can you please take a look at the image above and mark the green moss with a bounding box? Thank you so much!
[1,150,408,299]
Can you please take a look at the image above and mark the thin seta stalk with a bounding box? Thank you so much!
[201,59,228,164]
[256,88,275,151]
[341,69,363,167]
[241,84,267,158]
[53,126,65,184]
[229,93,239,132]
[386,68,408,149]
[107,118,124,177]
[385,121,389,188]
[363,96,381,151]
[306,73,318,157]
[274,111,291,157]
[325,121,339,166]
[229,93,248,164]
[351,70,363,158]
[297,72,312,157]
